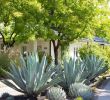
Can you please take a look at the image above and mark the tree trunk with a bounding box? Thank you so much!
[51,40,60,65]
[54,47,58,65]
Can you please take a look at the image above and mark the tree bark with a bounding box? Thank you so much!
[54,46,58,65]
[0,32,17,52]
[51,40,60,65]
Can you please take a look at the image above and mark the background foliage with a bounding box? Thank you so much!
[0,53,10,77]
[79,43,110,66]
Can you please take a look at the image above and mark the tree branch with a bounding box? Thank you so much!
[10,33,17,47]
[78,23,88,37]
[10,32,15,40]
[0,32,6,45]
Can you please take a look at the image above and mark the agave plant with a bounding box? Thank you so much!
[59,58,87,91]
[1,53,62,97]
[69,83,93,100]
[83,55,108,81]
[47,86,66,100]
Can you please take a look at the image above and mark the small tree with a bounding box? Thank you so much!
[9,0,110,64]
[35,0,101,64]
[0,0,35,51]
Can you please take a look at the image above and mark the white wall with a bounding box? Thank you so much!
[68,42,83,58]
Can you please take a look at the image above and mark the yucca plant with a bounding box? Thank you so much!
[1,53,62,98]
[69,83,93,100]
[47,86,66,100]
[59,58,87,91]
[83,55,108,82]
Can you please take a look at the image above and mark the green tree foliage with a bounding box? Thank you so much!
[0,0,36,50]
[91,0,110,40]
[1,0,109,64]
[35,0,103,64]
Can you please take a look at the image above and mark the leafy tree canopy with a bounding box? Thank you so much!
[0,0,110,63]
[0,0,38,48]
[90,0,110,41]
[1,0,109,44]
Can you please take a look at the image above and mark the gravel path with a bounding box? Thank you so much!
[1,79,110,100]
[0,80,22,97]
[0,80,46,100]
[94,78,110,100]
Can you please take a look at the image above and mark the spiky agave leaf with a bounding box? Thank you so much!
[83,55,108,81]
[59,58,87,90]
[2,53,62,96]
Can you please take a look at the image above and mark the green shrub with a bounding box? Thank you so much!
[79,42,110,66]
[0,53,10,77]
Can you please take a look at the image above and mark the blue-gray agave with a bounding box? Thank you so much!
[83,55,107,81]
[1,53,62,96]
[69,83,93,100]
[47,86,66,100]
[59,58,87,90]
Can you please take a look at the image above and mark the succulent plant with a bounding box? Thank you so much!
[1,53,62,97]
[47,86,66,100]
[69,83,93,100]
[83,55,108,81]
[59,58,87,90]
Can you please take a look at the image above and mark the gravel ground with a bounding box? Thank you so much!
[1,79,110,100]
[0,80,47,100]
[0,81,22,97]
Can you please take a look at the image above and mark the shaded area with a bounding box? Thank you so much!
[94,77,110,100]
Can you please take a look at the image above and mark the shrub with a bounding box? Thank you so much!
[0,53,10,78]
[79,42,110,66]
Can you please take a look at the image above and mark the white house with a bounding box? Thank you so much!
[68,37,110,58]
[0,36,109,60]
